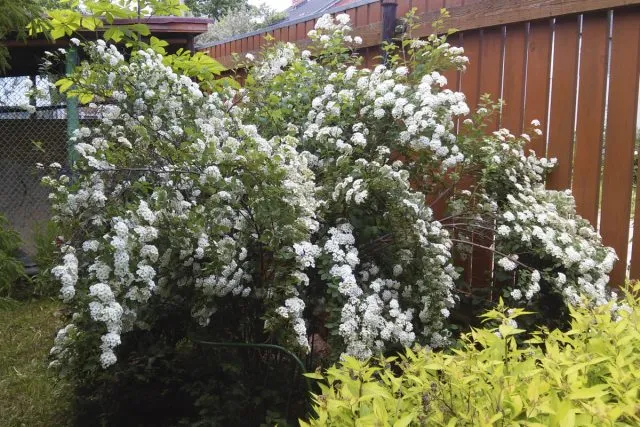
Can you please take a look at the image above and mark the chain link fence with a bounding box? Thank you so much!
[0,74,68,256]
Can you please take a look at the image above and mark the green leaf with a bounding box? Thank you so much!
[104,27,124,43]
[393,413,415,427]
[78,93,94,104]
[568,385,609,400]
[55,78,73,93]
[303,372,324,380]
[50,26,67,39]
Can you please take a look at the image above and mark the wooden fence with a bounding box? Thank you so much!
[199,0,640,285]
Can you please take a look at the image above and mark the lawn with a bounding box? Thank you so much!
[0,298,72,427]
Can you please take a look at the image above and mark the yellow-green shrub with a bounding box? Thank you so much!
[302,284,640,426]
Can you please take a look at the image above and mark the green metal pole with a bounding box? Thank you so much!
[65,46,79,167]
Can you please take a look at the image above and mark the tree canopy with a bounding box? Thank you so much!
[184,0,248,19]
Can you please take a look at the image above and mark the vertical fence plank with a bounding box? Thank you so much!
[603,9,640,282]
[460,30,482,109]
[356,4,368,26]
[456,31,481,285]
[523,19,553,156]
[572,13,609,225]
[305,19,315,36]
[289,25,297,42]
[446,0,464,8]
[501,23,527,134]
[398,0,411,18]
[296,23,305,42]
[428,0,444,11]
[546,16,580,190]
[346,8,358,26]
[473,27,504,286]
[605,10,640,280]
[369,1,382,23]
[414,0,428,14]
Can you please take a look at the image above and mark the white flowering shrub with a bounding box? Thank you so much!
[45,13,616,373]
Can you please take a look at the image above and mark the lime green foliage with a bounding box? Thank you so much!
[0,298,72,427]
[0,213,27,297]
[29,0,188,41]
[38,0,231,98]
[304,285,640,426]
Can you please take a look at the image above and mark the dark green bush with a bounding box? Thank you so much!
[69,307,308,426]
[0,213,27,297]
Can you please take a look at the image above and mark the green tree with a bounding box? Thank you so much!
[196,3,286,44]
[0,0,48,73]
[184,0,248,19]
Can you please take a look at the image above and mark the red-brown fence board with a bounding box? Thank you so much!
[501,23,527,133]
[479,27,504,130]
[546,16,580,191]
[471,28,503,286]
[606,9,640,280]
[523,19,552,156]
[572,12,609,225]
[414,0,427,14]
[369,1,382,22]
[346,7,358,25]
[356,4,368,25]
[397,0,412,17]
[429,0,445,10]
[460,30,482,108]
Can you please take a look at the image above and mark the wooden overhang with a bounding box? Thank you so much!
[2,16,212,77]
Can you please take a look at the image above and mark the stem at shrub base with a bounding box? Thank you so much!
[190,339,315,416]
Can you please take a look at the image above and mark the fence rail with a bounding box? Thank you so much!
[200,0,640,284]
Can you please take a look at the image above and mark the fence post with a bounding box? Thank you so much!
[381,0,398,64]
[381,0,398,42]
[65,46,79,167]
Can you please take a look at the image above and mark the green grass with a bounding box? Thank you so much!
[0,298,72,427]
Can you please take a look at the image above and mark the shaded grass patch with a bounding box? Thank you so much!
[0,298,72,427]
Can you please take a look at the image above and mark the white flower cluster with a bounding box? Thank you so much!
[51,248,78,302]
[88,282,123,367]
[307,13,363,48]
[470,124,617,306]
[275,297,310,351]
[254,42,297,80]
